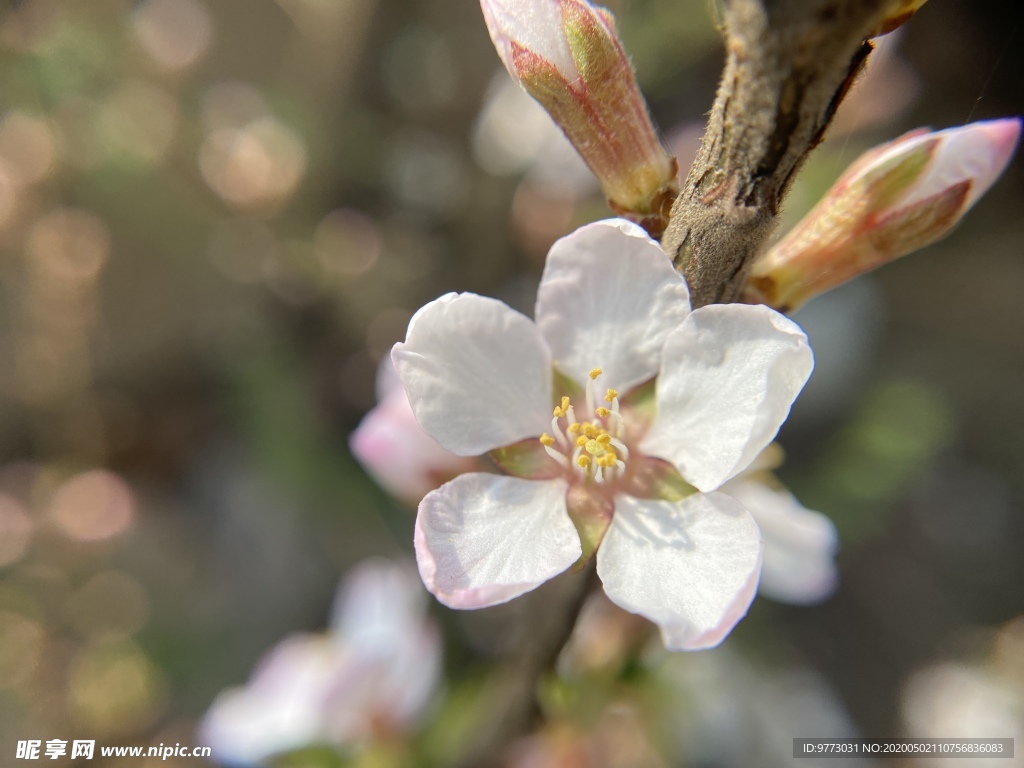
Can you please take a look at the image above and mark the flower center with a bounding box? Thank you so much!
[538,368,629,484]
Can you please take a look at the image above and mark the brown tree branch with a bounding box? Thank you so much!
[662,0,895,307]
[455,564,598,768]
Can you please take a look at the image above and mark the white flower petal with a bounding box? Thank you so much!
[415,473,579,609]
[887,118,1021,210]
[480,0,579,83]
[329,559,425,650]
[393,292,553,456]
[374,354,403,401]
[535,219,691,392]
[722,478,838,605]
[598,492,762,651]
[322,623,443,743]
[641,304,813,491]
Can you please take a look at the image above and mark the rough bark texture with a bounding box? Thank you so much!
[662,0,893,307]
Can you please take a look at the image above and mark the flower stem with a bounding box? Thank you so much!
[455,562,599,767]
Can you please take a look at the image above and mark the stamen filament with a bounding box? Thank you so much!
[606,407,624,438]
[550,417,568,447]
[543,445,569,467]
[609,436,629,459]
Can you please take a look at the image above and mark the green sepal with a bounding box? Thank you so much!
[859,137,938,209]
[566,483,613,571]
[488,439,562,480]
[620,377,657,422]
[561,0,620,84]
[623,457,697,503]
[552,367,585,405]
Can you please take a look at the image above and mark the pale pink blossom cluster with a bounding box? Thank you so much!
[200,560,441,765]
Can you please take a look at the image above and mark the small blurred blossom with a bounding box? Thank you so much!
[745,118,1022,311]
[393,219,813,650]
[657,647,867,768]
[351,359,482,505]
[131,0,213,71]
[200,560,442,765]
[902,620,1024,767]
[480,0,677,234]
[903,662,1022,753]
[473,73,596,199]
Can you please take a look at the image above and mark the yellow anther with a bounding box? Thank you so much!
[553,406,565,418]
[589,368,603,380]
[604,389,618,402]
[539,433,555,447]
[568,422,581,434]
[576,436,588,447]
[577,455,592,468]
[595,407,610,418]
[596,433,611,445]
[602,454,618,468]
[584,424,600,438]
[560,396,570,410]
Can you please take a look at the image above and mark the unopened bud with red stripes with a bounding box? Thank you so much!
[744,118,1021,311]
[480,0,678,235]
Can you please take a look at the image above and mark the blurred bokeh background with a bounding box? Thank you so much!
[0,0,1021,765]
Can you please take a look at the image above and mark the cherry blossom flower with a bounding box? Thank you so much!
[353,362,837,607]
[393,219,814,650]
[745,118,1021,311]
[200,559,441,765]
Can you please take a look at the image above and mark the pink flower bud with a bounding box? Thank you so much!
[480,0,678,235]
[745,118,1021,311]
